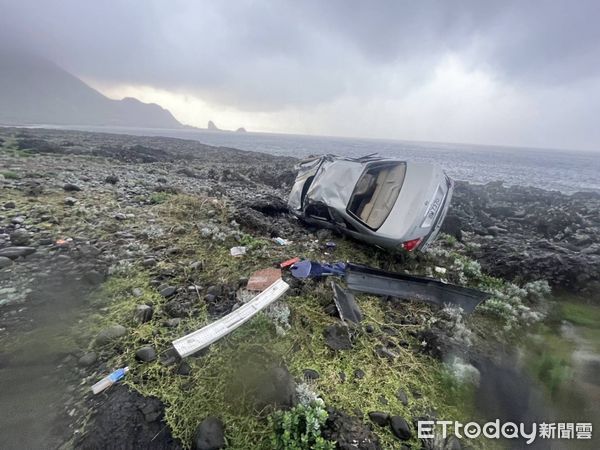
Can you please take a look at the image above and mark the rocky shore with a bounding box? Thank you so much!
[1,127,598,449]
[444,181,600,299]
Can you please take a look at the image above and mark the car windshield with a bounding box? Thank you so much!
[346,161,406,229]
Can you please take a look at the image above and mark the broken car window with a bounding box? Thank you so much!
[347,162,406,229]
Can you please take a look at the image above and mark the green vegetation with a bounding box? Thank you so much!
[0,135,32,158]
[428,241,551,331]
[94,266,462,448]
[83,199,549,449]
[85,195,494,449]
[1,170,20,179]
[524,324,574,397]
[561,300,600,353]
[2,131,594,450]
[436,367,478,419]
[1,181,552,449]
[561,301,600,329]
[520,300,600,399]
[532,352,571,396]
[148,191,171,204]
[239,233,270,251]
[270,401,334,450]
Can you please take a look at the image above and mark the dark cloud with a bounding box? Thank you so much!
[0,0,599,150]
[2,0,599,109]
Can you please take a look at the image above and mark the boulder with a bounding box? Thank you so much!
[375,346,397,360]
[136,346,157,362]
[303,369,320,380]
[0,246,36,259]
[253,366,297,410]
[324,324,352,351]
[395,389,409,406]
[390,416,412,440]
[322,409,381,450]
[368,411,389,426]
[164,299,194,317]
[160,286,177,298]
[95,325,127,345]
[78,352,98,367]
[0,256,13,268]
[133,305,153,324]
[164,318,182,328]
[142,258,157,268]
[177,361,192,376]
[63,183,81,192]
[192,417,225,450]
[9,229,31,246]
[75,385,180,448]
[440,214,463,240]
[354,369,365,379]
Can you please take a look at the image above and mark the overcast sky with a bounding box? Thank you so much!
[1,0,600,151]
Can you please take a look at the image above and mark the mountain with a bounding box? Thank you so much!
[0,49,183,128]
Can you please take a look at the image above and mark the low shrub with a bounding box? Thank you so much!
[270,400,334,450]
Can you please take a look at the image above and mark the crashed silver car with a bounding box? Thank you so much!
[288,155,454,251]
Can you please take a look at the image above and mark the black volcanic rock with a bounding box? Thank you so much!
[449,181,600,299]
[192,417,225,450]
[390,416,412,440]
[75,385,181,449]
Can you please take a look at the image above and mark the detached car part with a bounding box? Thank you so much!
[290,260,346,279]
[173,279,290,357]
[331,281,363,324]
[288,155,454,251]
[345,263,489,313]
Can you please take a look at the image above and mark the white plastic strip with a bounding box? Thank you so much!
[172,278,290,357]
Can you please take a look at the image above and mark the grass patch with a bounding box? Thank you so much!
[436,367,478,420]
[531,352,571,397]
[1,170,20,179]
[85,194,489,449]
[149,191,171,204]
[96,266,465,448]
[561,302,600,329]
[270,401,334,450]
[522,321,575,398]
[1,136,33,157]
[561,300,600,353]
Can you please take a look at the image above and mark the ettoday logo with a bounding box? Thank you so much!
[418,420,593,444]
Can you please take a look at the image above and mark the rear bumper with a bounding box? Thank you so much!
[418,176,454,251]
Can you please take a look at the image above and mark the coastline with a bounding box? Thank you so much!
[1,127,598,449]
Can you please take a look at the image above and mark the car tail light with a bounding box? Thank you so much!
[402,238,422,252]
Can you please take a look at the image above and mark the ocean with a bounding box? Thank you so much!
[37,126,600,194]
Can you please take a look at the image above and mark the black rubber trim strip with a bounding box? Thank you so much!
[345,263,489,313]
